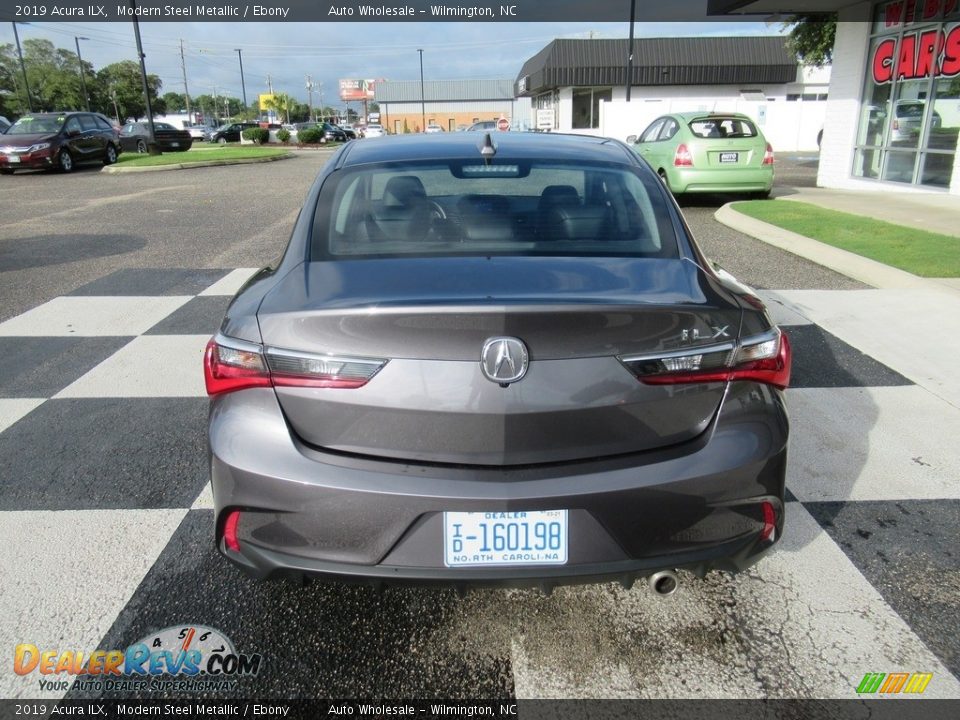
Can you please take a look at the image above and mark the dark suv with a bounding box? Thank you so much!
[206,122,259,144]
[0,112,121,174]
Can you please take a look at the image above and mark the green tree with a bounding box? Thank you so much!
[261,91,295,123]
[95,60,164,121]
[162,91,186,113]
[0,44,24,117]
[7,38,96,112]
[783,14,837,68]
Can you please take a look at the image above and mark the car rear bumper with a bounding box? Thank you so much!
[209,381,788,587]
[669,166,774,194]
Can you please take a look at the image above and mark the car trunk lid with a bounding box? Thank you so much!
[257,257,742,465]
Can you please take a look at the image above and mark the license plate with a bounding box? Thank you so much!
[5,155,20,164]
[170,142,179,147]
[443,510,568,567]
[720,152,739,163]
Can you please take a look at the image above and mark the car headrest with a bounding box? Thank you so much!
[383,176,427,207]
[538,185,580,209]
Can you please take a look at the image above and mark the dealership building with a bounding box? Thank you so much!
[515,36,831,152]
[375,79,532,134]
[711,0,960,194]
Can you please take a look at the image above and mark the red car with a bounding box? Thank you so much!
[0,112,121,174]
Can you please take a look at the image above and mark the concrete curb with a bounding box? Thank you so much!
[714,202,936,290]
[101,152,295,174]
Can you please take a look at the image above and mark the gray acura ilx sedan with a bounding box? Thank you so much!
[205,132,791,593]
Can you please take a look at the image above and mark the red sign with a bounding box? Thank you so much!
[496,118,510,131]
[882,0,959,29]
[872,24,960,82]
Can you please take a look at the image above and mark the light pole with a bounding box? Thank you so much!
[626,0,636,102]
[75,36,90,111]
[11,22,33,112]
[418,48,425,133]
[129,0,159,154]
[234,49,248,119]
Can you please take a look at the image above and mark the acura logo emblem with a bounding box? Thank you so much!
[480,337,529,386]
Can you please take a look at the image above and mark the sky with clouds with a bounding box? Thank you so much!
[0,19,784,110]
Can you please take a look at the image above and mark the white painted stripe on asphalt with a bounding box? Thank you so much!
[755,290,814,326]
[503,504,960,698]
[787,386,960,502]
[775,288,960,408]
[0,399,45,434]
[0,296,192,337]
[0,509,188,699]
[54,335,210,398]
[198,268,260,296]
[192,482,214,510]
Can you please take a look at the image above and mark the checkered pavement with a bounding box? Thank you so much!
[0,270,957,700]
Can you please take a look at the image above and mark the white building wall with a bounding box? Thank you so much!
[595,86,828,152]
[817,2,878,190]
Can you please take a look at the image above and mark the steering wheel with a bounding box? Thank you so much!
[425,201,449,241]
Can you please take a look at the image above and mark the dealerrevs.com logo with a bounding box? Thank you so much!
[14,625,262,693]
[856,672,933,695]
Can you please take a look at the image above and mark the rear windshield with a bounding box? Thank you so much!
[311,160,678,260]
[6,116,64,135]
[688,117,758,139]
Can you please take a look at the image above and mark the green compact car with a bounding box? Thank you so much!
[628,112,774,197]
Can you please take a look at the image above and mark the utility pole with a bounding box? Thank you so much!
[418,49,425,133]
[306,75,314,123]
[11,22,33,112]
[235,49,247,119]
[626,0,636,102]
[130,0,159,154]
[179,39,192,122]
[267,74,274,94]
[75,36,90,111]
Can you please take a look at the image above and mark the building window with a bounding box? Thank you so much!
[572,87,612,129]
[854,2,959,187]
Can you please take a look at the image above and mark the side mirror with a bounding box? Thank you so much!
[66,128,80,138]
[625,134,638,144]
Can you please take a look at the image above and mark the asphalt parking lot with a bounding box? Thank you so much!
[1,149,957,701]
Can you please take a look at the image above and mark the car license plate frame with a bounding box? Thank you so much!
[720,152,739,163]
[443,510,568,567]
[6,155,20,164]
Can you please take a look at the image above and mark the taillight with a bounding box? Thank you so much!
[204,334,387,396]
[204,337,271,395]
[759,500,777,543]
[618,328,791,390]
[222,509,241,552]
[762,143,774,166]
[674,143,694,167]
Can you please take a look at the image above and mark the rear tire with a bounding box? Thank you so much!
[753,190,772,200]
[136,139,147,154]
[58,150,74,173]
[104,144,118,165]
[218,137,227,145]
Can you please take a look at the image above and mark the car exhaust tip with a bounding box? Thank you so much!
[648,570,679,596]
